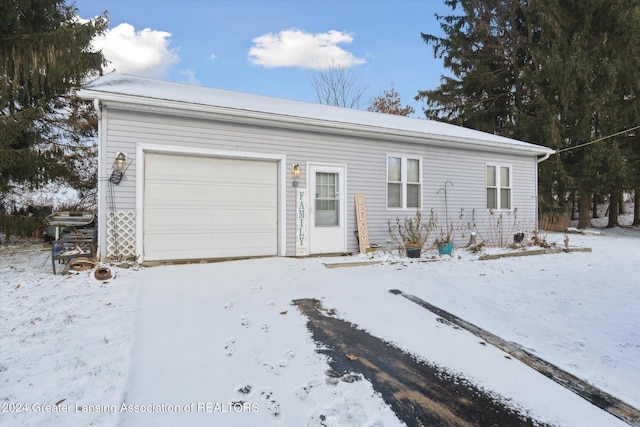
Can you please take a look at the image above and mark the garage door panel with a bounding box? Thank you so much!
[215,184,277,204]
[145,232,214,250]
[215,209,277,227]
[145,231,276,259]
[144,232,216,260]
[146,182,215,203]
[214,231,277,254]
[214,158,275,180]
[146,206,276,230]
[144,153,278,261]
[146,207,214,229]
[146,155,214,181]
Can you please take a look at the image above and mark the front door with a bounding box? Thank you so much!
[309,164,346,254]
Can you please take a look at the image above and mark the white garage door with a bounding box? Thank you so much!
[143,152,278,261]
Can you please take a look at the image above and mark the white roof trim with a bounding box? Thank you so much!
[78,73,555,157]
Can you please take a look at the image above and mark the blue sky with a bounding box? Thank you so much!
[75,0,452,116]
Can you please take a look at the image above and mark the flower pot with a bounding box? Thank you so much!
[438,242,454,256]
[404,245,422,258]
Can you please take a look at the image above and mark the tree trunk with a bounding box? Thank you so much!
[577,192,592,229]
[607,192,619,228]
[571,191,577,220]
[633,188,640,227]
[619,192,626,214]
[592,193,599,218]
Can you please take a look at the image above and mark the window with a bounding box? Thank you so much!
[486,165,511,209]
[315,172,339,226]
[387,156,422,209]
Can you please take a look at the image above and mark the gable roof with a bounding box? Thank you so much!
[79,73,554,157]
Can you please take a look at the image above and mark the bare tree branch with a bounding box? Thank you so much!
[309,60,369,109]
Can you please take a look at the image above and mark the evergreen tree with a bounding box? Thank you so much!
[539,0,639,228]
[418,0,640,227]
[416,0,531,136]
[0,0,107,209]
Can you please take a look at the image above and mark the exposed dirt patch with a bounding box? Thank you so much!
[294,298,551,427]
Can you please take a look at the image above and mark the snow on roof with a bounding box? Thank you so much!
[80,73,554,155]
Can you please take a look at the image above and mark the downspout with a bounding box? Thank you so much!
[537,150,554,163]
[93,98,101,119]
[535,150,554,235]
[93,98,104,260]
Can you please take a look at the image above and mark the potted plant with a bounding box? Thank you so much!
[388,210,437,258]
[435,179,455,256]
[435,229,454,256]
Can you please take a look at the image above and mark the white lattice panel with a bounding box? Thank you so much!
[106,211,136,260]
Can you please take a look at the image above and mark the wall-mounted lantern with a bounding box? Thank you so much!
[292,163,301,187]
[109,152,128,185]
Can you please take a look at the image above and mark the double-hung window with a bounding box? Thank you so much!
[486,165,511,210]
[387,155,422,209]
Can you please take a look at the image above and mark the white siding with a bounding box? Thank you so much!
[102,107,540,256]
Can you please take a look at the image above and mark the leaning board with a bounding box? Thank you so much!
[355,194,369,254]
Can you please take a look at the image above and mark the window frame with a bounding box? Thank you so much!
[314,171,340,227]
[386,154,423,210]
[486,163,512,210]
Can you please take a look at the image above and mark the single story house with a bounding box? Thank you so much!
[78,73,554,263]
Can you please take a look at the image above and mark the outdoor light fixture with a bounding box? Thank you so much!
[292,164,301,187]
[292,164,301,178]
[115,152,127,171]
[109,152,128,185]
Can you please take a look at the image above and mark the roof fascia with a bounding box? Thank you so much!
[79,89,555,157]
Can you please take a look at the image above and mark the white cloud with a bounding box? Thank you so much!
[248,29,366,70]
[208,53,217,60]
[92,23,179,78]
[179,69,199,85]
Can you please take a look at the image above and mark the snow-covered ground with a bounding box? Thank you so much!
[1,217,638,426]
